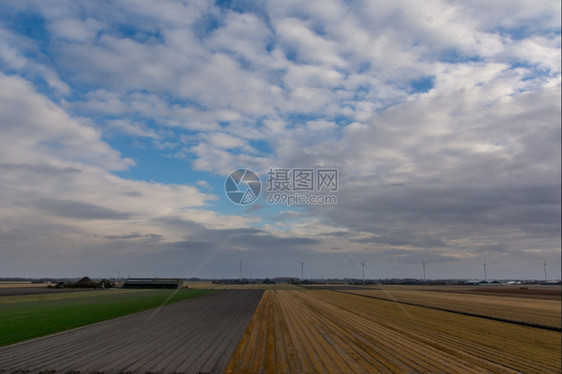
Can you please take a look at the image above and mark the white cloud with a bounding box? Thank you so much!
[0,0,559,278]
[105,119,161,139]
[511,36,562,74]
[206,132,245,149]
[0,25,71,95]
[0,72,261,276]
[196,180,211,189]
[0,73,130,170]
[283,64,344,89]
[205,11,274,70]
[274,17,347,68]
[48,17,104,42]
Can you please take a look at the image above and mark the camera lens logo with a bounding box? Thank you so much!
[225,168,261,205]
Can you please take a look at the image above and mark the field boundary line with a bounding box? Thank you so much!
[334,290,562,332]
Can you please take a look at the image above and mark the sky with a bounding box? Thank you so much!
[0,0,560,280]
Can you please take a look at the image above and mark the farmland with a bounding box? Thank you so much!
[0,290,263,373]
[0,288,215,346]
[340,286,561,329]
[226,289,561,374]
[0,285,560,373]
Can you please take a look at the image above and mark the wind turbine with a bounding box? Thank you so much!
[239,258,243,282]
[543,260,547,281]
[299,261,304,281]
[483,261,487,281]
[422,259,426,281]
[360,261,365,285]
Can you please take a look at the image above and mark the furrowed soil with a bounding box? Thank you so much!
[0,288,216,346]
[342,288,561,329]
[226,289,561,374]
[0,290,263,374]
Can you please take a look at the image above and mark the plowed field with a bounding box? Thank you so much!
[226,290,561,373]
[0,290,263,373]
[343,288,561,329]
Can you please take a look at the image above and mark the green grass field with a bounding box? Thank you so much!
[0,288,216,346]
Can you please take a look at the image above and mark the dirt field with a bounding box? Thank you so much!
[341,288,561,329]
[226,290,561,374]
[1,286,559,373]
[385,284,561,299]
[0,290,263,373]
[304,284,562,299]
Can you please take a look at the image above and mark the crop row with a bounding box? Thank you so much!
[343,288,561,329]
[226,290,561,373]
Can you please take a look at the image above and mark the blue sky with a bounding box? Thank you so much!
[0,0,560,280]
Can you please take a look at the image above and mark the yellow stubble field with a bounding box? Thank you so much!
[226,289,561,374]
[342,287,561,329]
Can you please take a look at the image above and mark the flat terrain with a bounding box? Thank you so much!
[303,284,562,300]
[1,285,559,373]
[226,289,561,373]
[0,289,263,373]
[0,287,94,297]
[186,282,301,290]
[0,288,215,346]
[341,287,561,329]
[385,284,562,300]
[0,282,51,289]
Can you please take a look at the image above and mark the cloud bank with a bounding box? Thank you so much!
[0,0,560,279]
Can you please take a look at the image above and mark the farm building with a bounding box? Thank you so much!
[123,278,183,289]
[464,280,502,286]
